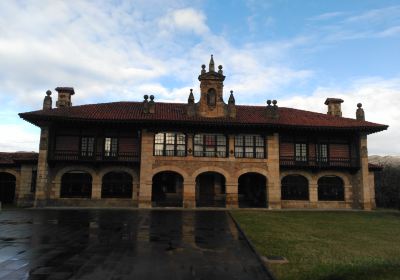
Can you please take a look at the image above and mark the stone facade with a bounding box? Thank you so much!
[12,55,385,210]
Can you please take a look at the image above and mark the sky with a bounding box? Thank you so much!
[0,0,399,155]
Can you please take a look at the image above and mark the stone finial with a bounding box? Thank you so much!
[266,99,279,119]
[143,94,149,113]
[218,65,223,75]
[209,54,215,72]
[356,103,365,121]
[201,64,206,74]
[187,89,196,117]
[148,95,155,114]
[325,98,344,117]
[228,90,236,118]
[188,89,195,104]
[43,90,52,110]
[228,90,235,105]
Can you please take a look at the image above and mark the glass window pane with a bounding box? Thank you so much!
[245,135,253,146]
[176,134,185,144]
[235,135,243,146]
[194,134,203,145]
[255,136,264,147]
[155,133,164,143]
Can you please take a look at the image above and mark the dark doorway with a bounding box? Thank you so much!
[318,176,345,201]
[152,171,183,207]
[0,172,16,205]
[196,172,226,207]
[60,171,92,198]
[238,173,267,208]
[102,172,133,198]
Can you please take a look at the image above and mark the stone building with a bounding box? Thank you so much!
[9,56,388,209]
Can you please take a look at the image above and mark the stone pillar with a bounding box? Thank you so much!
[17,165,34,207]
[267,133,281,209]
[91,175,101,200]
[183,182,196,208]
[228,134,235,158]
[226,182,238,208]
[187,133,194,158]
[34,127,50,207]
[309,182,318,208]
[357,134,372,210]
[138,129,154,208]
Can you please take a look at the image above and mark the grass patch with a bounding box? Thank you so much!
[232,210,400,280]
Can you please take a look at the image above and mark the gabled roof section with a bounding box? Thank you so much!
[19,101,388,133]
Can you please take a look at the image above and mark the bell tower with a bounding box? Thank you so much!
[197,55,227,118]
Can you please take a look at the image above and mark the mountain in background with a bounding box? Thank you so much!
[369,155,400,167]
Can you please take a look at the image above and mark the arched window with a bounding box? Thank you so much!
[281,175,309,200]
[207,88,216,106]
[102,172,133,198]
[61,171,92,198]
[318,176,344,201]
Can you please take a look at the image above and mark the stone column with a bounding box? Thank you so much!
[187,133,194,158]
[226,182,238,208]
[91,175,101,200]
[228,134,235,158]
[138,129,154,208]
[309,182,318,208]
[34,127,50,207]
[267,133,281,209]
[356,134,372,210]
[183,182,196,208]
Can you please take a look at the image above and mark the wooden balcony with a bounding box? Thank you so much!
[280,156,359,170]
[49,150,140,163]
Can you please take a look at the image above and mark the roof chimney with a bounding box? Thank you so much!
[43,90,52,110]
[325,98,343,117]
[228,90,236,118]
[55,87,75,108]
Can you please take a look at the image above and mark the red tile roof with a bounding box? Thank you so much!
[19,102,388,133]
[0,152,38,165]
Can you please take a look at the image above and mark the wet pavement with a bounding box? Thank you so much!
[0,209,272,280]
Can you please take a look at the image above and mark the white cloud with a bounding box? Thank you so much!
[158,8,209,36]
[280,77,400,155]
[0,124,39,152]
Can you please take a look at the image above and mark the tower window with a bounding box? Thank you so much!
[207,88,216,106]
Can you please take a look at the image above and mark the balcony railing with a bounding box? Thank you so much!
[280,156,359,169]
[49,150,140,162]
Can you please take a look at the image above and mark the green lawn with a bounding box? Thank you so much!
[231,210,400,280]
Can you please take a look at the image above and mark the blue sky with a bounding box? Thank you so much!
[0,0,399,154]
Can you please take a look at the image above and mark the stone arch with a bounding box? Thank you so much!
[280,170,314,185]
[235,168,269,180]
[152,166,189,182]
[98,166,138,183]
[53,166,98,199]
[316,171,351,187]
[191,167,231,184]
[0,171,18,204]
[237,172,267,208]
